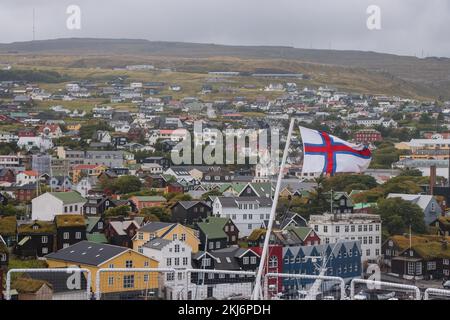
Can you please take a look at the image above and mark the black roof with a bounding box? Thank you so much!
[45,241,128,266]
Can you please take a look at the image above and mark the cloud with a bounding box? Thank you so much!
[0,0,449,57]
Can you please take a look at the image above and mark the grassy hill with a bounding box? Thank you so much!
[0,38,449,100]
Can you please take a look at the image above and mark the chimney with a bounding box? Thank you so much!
[430,165,436,196]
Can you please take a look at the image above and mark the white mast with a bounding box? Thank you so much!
[252,118,295,300]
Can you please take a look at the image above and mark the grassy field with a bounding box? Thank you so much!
[0,53,437,105]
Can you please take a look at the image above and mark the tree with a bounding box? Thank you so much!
[374,198,427,237]
[399,169,423,177]
[104,206,131,217]
[113,176,142,194]
[201,190,222,200]
[140,206,171,222]
[323,174,377,193]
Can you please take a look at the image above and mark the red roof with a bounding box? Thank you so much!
[20,170,39,177]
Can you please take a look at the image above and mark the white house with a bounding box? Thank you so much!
[16,170,39,186]
[17,136,53,151]
[140,238,192,300]
[309,213,382,262]
[212,197,273,237]
[31,191,86,221]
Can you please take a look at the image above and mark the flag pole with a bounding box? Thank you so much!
[252,117,295,300]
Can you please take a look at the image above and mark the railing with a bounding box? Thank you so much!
[350,278,421,300]
[5,267,450,301]
[423,288,450,300]
[5,268,92,300]
[95,268,176,300]
[263,273,347,300]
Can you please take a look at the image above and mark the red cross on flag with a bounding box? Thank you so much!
[300,126,372,175]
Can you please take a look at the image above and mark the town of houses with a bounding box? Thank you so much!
[1,73,450,301]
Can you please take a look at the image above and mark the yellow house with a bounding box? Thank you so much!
[66,123,82,131]
[71,164,107,183]
[46,240,159,298]
[133,222,200,253]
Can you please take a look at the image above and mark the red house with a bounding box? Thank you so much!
[250,245,283,297]
[354,129,382,144]
[15,183,37,202]
[166,182,184,194]
[0,169,15,184]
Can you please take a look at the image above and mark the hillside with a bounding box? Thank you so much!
[0,38,449,99]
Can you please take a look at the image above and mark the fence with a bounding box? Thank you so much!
[5,267,450,301]
[350,278,421,300]
[423,288,450,300]
[95,268,175,300]
[5,268,91,300]
[262,272,347,300]
[183,269,257,300]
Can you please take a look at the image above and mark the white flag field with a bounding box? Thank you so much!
[299,126,372,175]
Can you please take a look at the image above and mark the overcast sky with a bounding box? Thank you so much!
[1,0,449,57]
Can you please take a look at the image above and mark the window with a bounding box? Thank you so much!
[215,241,220,249]
[108,276,114,286]
[376,224,380,231]
[125,260,133,268]
[167,258,172,266]
[248,224,252,230]
[366,249,370,257]
[243,257,249,265]
[137,232,144,240]
[144,261,149,267]
[335,226,340,233]
[63,243,70,248]
[109,264,114,268]
[324,226,328,233]
[173,234,178,241]
[269,256,278,268]
[98,222,103,230]
[250,256,257,264]
[175,244,180,253]
[427,261,437,270]
[174,257,180,266]
[123,275,134,288]
[351,225,355,232]
[209,242,214,250]
[375,236,380,244]
[202,258,211,267]
[180,233,186,241]
[358,225,362,232]
[416,263,422,275]
[75,232,81,240]
[42,247,48,254]
[42,236,48,244]
[63,232,69,240]
[183,257,188,265]
[407,262,415,275]
[369,225,373,232]
[444,259,450,265]
[144,274,149,282]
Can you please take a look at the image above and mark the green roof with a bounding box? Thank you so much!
[219,183,246,194]
[246,182,273,197]
[0,216,17,236]
[86,232,108,244]
[354,202,377,210]
[86,217,101,233]
[287,226,313,241]
[49,191,86,205]
[197,217,229,239]
[132,196,166,202]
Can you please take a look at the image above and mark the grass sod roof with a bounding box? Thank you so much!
[86,232,108,244]
[12,277,53,294]
[0,242,8,254]
[49,191,86,204]
[390,235,450,260]
[0,215,17,236]
[55,214,85,227]
[132,196,167,202]
[247,228,267,242]
[18,221,56,234]
[286,226,313,241]
[197,217,229,239]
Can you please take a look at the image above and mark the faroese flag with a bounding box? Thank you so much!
[300,126,372,175]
